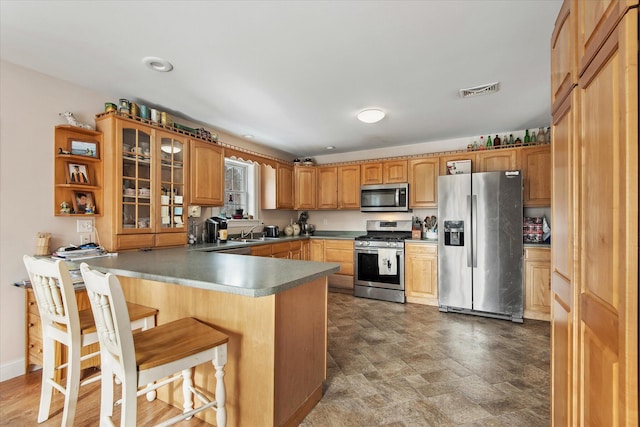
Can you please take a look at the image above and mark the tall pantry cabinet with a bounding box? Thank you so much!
[550,1,638,425]
[95,114,189,251]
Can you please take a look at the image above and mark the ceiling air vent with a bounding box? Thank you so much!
[459,82,500,98]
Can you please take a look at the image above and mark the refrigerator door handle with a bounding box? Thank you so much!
[467,195,472,267]
[472,194,478,268]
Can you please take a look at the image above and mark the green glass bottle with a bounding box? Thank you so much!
[524,129,531,145]
[508,134,515,145]
[486,135,493,149]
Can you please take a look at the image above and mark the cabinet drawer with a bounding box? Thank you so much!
[116,233,155,250]
[251,244,273,257]
[405,244,438,256]
[26,290,39,315]
[271,242,291,254]
[525,247,550,260]
[27,312,43,366]
[155,232,187,248]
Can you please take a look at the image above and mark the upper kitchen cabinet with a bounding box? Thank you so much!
[521,146,551,207]
[360,160,408,184]
[439,152,478,175]
[551,0,578,112]
[276,162,294,209]
[316,166,338,209]
[189,140,223,206]
[95,114,188,251]
[476,148,519,172]
[294,165,317,210]
[54,125,103,216]
[576,0,638,76]
[337,164,360,209]
[408,157,438,208]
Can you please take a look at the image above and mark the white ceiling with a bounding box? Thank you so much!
[0,0,562,157]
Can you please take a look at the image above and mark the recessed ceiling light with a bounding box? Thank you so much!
[243,134,254,139]
[142,56,173,72]
[326,146,335,150]
[357,108,385,124]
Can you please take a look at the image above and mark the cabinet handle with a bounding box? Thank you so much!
[29,301,35,306]
[28,323,35,327]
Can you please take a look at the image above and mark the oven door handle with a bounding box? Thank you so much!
[355,248,403,255]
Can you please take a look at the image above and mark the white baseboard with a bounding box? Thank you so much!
[0,358,25,382]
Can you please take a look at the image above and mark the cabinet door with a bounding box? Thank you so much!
[404,244,438,306]
[521,146,551,207]
[294,166,317,210]
[383,160,408,183]
[337,165,360,209]
[189,140,223,206]
[157,131,187,233]
[524,248,551,320]
[119,122,153,234]
[551,0,577,112]
[310,239,324,261]
[316,166,337,209]
[324,240,354,276]
[576,12,638,426]
[276,163,294,209]
[577,0,636,76]
[360,162,383,185]
[251,244,273,257]
[551,91,577,426]
[476,149,519,172]
[408,158,438,208]
[439,153,477,175]
[301,240,310,260]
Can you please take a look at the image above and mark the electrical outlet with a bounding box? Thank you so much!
[79,234,91,245]
[323,218,328,225]
[77,219,93,233]
[189,206,201,218]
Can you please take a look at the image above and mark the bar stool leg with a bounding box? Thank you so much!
[38,336,55,423]
[181,368,194,418]
[62,342,81,427]
[213,344,227,427]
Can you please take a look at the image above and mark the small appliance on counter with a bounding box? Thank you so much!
[297,211,315,236]
[264,225,280,238]
[205,217,228,243]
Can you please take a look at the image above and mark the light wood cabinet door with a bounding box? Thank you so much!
[576,0,637,76]
[404,243,438,306]
[476,149,519,172]
[323,240,354,276]
[439,152,478,175]
[316,166,337,209]
[337,165,360,209]
[301,240,310,260]
[524,247,551,320]
[576,11,638,426]
[310,239,324,261]
[189,140,223,206]
[551,0,577,112]
[383,160,408,183]
[294,166,316,210]
[408,158,438,208]
[250,244,272,257]
[276,163,294,209]
[521,146,551,207]
[551,90,577,427]
[360,162,382,185]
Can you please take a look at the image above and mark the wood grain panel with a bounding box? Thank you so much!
[360,162,382,185]
[551,295,573,427]
[316,166,337,209]
[383,160,408,183]
[408,157,438,208]
[551,0,577,111]
[337,165,360,209]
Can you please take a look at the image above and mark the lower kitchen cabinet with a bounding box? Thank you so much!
[249,239,308,260]
[524,246,551,321]
[404,242,438,306]
[24,288,100,378]
[311,239,354,292]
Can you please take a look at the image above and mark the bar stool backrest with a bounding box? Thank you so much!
[79,264,136,379]
[23,255,80,342]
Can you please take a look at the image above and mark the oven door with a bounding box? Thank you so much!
[354,248,404,291]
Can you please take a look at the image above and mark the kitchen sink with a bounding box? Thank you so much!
[229,237,269,243]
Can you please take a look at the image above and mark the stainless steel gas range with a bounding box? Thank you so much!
[353,220,412,303]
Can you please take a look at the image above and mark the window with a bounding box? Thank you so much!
[223,158,257,217]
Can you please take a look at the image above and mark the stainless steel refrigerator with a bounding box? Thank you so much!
[437,170,523,322]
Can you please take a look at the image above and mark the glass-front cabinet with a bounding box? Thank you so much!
[95,114,188,251]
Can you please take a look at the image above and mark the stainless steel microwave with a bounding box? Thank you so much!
[360,183,410,212]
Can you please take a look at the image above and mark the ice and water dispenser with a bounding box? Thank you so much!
[444,220,464,246]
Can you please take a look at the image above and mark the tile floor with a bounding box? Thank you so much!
[301,292,550,427]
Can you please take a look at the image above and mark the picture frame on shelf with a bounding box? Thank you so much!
[72,191,96,214]
[70,139,99,158]
[66,162,90,184]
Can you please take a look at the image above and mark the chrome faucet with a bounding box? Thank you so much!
[240,225,259,239]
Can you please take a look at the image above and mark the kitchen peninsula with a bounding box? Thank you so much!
[80,248,340,427]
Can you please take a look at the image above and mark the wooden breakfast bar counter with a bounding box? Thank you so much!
[81,247,340,426]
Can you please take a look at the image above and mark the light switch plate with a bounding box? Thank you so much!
[77,219,93,233]
[189,206,201,218]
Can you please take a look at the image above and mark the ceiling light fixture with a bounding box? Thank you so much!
[143,56,174,72]
[243,134,254,139]
[326,146,335,150]
[357,108,385,124]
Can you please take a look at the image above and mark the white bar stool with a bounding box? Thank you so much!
[22,255,158,427]
[79,262,229,427]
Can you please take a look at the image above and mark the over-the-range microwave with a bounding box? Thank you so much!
[360,183,410,212]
